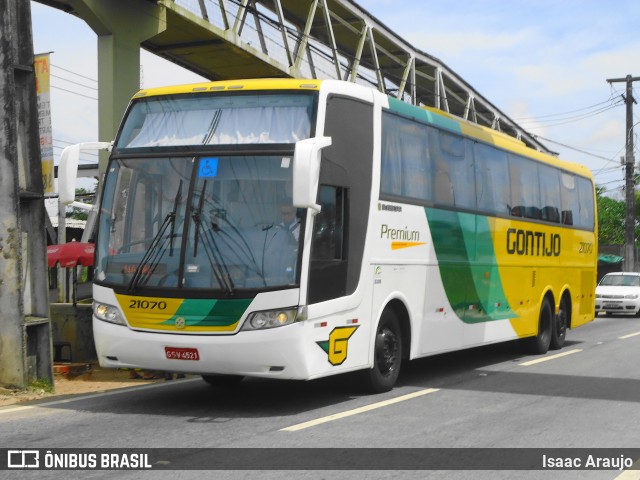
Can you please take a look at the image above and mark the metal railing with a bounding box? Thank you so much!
[172,0,551,153]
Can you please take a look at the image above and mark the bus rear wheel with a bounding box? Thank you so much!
[524,297,552,355]
[550,297,568,350]
[364,309,402,393]
[201,374,244,387]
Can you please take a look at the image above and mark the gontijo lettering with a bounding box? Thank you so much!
[506,228,561,256]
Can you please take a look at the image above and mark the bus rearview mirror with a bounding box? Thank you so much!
[292,136,332,214]
[58,142,111,204]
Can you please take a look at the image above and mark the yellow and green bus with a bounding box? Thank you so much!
[60,78,597,392]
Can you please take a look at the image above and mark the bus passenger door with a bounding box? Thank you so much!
[308,95,373,304]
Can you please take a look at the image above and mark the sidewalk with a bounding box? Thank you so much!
[0,284,183,408]
[0,365,168,408]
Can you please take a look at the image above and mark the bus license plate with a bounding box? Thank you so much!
[165,347,200,361]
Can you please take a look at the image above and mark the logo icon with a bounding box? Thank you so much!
[7,450,39,469]
[175,317,186,329]
[316,326,359,366]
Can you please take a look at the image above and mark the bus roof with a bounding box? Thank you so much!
[132,78,321,98]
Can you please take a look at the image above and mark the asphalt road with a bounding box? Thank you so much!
[2,314,640,480]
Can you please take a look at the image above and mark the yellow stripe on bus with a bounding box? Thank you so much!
[391,241,426,250]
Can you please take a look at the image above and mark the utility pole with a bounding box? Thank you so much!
[607,74,640,272]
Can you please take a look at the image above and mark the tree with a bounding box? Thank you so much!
[67,186,96,221]
[596,187,625,245]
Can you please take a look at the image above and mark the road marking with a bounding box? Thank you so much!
[619,331,640,339]
[518,348,582,366]
[280,388,440,432]
[613,457,640,479]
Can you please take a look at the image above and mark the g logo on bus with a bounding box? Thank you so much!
[175,317,186,329]
[316,326,359,366]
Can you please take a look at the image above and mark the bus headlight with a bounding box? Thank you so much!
[625,294,639,299]
[93,302,125,325]
[242,307,298,330]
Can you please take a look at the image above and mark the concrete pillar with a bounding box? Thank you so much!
[69,0,168,170]
[0,0,53,388]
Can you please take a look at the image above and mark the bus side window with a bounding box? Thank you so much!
[474,143,510,216]
[434,130,476,210]
[381,111,431,202]
[311,185,345,261]
[430,129,454,206]
[538,164,561,223]
[576,176,595,229]
[308,185,348,304]
[560,172,579,226]
[509,154,541,220]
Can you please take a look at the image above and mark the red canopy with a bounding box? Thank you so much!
[47,241,95,268]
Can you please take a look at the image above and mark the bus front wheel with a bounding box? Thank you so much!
[364,309,403,393]
[525,297,552,355]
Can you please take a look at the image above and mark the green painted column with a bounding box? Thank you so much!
[69,0,167,170]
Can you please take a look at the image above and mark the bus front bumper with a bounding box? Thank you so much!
[93,318,312,380]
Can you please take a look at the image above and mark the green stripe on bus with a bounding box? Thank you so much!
[387,97,461,132]
[163,298,252,327]
[426,208,514,323]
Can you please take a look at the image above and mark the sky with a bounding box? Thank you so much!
[30,0,640,198]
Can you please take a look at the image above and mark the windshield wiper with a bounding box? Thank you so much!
[127,181,182,292]
[192,180,207,257]
[168,180,182,256]
[191,182,235,295]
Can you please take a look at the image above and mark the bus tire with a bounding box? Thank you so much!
[550,297,568,350]
[525,297,552,355]
[363,309,403,393]
[201,374,244,387]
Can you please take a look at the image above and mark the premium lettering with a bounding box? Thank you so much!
[381,224,420,241]
[506,228,561,256]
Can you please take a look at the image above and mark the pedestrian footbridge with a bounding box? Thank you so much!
[37,0,548,152]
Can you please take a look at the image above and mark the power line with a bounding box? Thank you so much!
[51,85,97,101]
[594,165,624,176]
[51,73,98,91]
[513,96,620,122]
[533,134,619,163]
[51,63,97,83]
[520,100,623,129]
[597,176,623,185]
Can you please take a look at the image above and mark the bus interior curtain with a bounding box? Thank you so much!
[125,107,310,147]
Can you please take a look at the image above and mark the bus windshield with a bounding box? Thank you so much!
[116,93,315,148]
[94,155,302,294]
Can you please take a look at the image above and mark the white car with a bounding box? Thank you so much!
[595,272,640,316]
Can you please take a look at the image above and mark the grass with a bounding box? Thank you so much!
[28,379,54,393]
